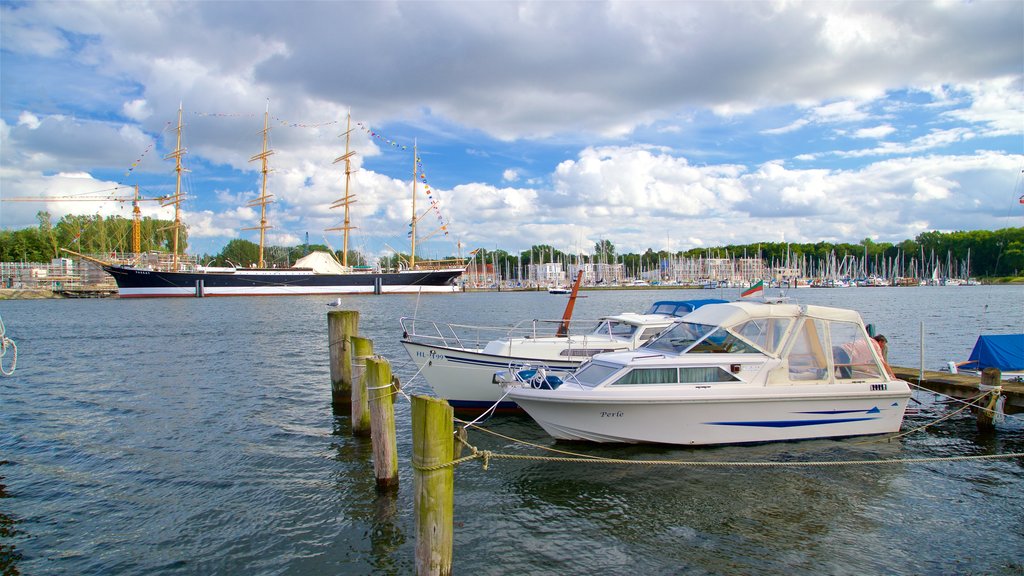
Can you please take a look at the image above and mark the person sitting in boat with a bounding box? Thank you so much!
[840,333,893,379]
[872,334,895,378]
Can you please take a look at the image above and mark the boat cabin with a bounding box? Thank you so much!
[568,302,891,388]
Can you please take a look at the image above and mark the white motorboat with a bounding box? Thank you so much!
[503,301,911,445]
[400,299,726,410]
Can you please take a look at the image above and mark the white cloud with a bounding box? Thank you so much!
[852,124,896,139]
[912,176,957,202]
[17,112,40,129]
[502,169,520,182]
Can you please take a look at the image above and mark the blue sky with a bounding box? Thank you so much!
[2,1,1022,262]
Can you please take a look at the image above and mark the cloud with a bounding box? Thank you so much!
[1,1,1021,258]
[852,124,896,139]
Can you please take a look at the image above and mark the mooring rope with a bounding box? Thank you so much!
[0,314,16,376]
[413,445,1024,472]
[908,381,1021,424]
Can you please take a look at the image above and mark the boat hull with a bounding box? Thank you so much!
[102,265,462,297]
[509,385,911,445]
[400,340,580,409]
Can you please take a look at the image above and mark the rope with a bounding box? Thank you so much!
[413,448,1024,472]
[908,380,1021,424]
[0,314,16,376]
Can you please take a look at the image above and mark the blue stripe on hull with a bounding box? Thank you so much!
[706,416,878,428]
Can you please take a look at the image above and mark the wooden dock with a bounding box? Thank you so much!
[892,366,1024,414]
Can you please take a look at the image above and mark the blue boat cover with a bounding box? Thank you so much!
[968,334,1024,371]
[646,299,728,317]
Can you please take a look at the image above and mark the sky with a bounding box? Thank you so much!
[1,0,1022,263]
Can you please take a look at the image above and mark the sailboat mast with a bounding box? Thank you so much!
[328,111,357,268]
[163,103,187,269]
[410,139,418,269]
[246,101,275,268]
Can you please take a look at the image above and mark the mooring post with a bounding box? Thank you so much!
[412,394,454,576]
[976,367,1002,432]
[367,356,399,489]
[350,336,374,436]
[328,310,359,406]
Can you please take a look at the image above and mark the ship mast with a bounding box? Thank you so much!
[246,101,275,268]
[410,139,418,269]
[132,184,141,258]
[162,103,187,269]
[327,111,357,268]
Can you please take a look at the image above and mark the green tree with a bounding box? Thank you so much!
[218,239,260,267]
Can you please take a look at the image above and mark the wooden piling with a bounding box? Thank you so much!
[412,394,454,576]
[367,356,399,489]
[328,310,359,406]
[976,367,1002,432]
[350,336,374,436]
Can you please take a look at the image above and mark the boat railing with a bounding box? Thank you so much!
[400,316,597,351]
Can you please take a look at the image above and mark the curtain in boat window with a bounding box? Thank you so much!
[613,368,679,385]
[612,367,740,385]
[678,367,739,383]
[786,319,829,381]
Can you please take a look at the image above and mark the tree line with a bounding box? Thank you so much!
[2,212,1021,277]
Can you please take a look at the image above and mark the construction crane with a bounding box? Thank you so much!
[2,185,173,255]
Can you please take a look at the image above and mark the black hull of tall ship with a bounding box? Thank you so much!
[102,265,463,298]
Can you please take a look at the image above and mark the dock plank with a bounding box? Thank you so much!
[892,366,1024,415]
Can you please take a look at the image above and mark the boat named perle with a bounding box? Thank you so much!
[502,301,911,445]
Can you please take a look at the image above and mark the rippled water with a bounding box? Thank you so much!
[1,287,1022,575]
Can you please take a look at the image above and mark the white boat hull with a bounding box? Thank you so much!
[401,340,579,409]
[510,385,910,445]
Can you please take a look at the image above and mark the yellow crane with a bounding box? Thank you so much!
[1,185,173,255]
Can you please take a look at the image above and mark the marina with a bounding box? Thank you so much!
[1,286,1022,574]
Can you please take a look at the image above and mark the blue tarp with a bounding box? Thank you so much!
[968,334,1024,371]
[646,299,728,317]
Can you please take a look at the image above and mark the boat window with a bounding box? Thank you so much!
[687,327,762,354]
[831,321,882,379]
[643,322,715,354]
[638,326,668,342]
[591,320,638,338]
[612,368,679,385]
[733,318,791,355]
[786,319,829,381]
[572,362,621,388]
[678,367,740,383]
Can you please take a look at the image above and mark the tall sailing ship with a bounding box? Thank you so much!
[99,106,465,297]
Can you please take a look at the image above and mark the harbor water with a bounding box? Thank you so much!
[1,286,1022,575]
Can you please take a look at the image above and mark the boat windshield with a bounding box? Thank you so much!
[643,322,716,353]
[571,362,622,389]
[590,320,638,339]
[644,322,764,355]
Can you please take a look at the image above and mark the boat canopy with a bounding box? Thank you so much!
[681,301,865,329]
[968,335,1024,371]
[645,299,728,317]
